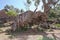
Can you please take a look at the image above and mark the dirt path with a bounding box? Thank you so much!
[0,27,60,40]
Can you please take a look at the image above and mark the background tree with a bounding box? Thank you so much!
[6,10,17,17]
[4,5,20,13]
[24,0,59,14]
[49,3,60,18]
[42,0,59,14]
[24,0,31,10]
[49,9,57,18]
[4,5,14,11]
[20,9,24,13]
[33,0,40,12]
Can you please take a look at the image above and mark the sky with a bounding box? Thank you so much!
[0,0,43,12]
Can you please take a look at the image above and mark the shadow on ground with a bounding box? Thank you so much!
[4,28,60,40]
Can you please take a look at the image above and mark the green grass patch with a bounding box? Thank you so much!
[38,36,55,40]
[54,24,60,27]
[0,29,3,31]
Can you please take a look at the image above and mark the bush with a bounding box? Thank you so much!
[6,10,17,16]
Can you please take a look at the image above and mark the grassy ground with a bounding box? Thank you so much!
[0,26,60,40]
[0,22,60,40]
[38,36,54,40]
[54,24,60,28]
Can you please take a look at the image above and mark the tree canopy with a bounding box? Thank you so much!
[25,0,59,13]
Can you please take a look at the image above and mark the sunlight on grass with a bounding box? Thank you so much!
[8,35,14,39]
[54,24,60,27]
[38,36,43,40]
[0,29,3,32]
[38,36,55,40]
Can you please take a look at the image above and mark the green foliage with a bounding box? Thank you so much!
[49,12,57,18]
[27,0,31,4]
[49,4,60,18]
[38,36,55,40]
[4,5,14,10]
[20,9,24,13]
[24,0,31,10]
[34,0,40,7]
[49,9,57,18]
[57,6,60,10]
[4,5,20,13]
[6,10,17,16]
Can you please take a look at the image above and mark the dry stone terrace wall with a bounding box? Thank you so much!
[17,11,34,27]
[11,11,48,31]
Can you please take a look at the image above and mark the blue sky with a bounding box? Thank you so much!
[0,0,43,11]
